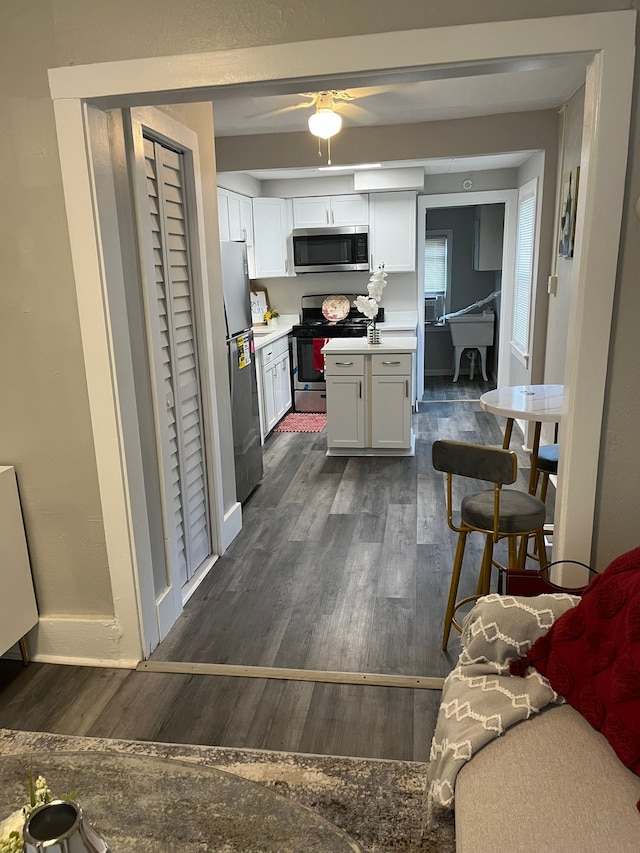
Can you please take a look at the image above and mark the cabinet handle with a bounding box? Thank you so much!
[406,380,409,398]
[285,258,288,273]
[326,210,329,224]
[359,380,362,399]
[382,360,401,365]
[335,361,354,366]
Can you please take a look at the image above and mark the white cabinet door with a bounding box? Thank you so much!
[273,351,292,421]
[330,194,368,226]
[293,196,331,228]
[239,194,254,246]
[369,191,417,272]
[263,363,278,433]
[217,188,230,241]
[326,375,365,448]
[219,189,254,245]
[371,375,412,449]
[292,194,368,228]
[252,197,288,277]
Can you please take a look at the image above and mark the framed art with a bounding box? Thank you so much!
[250,287,269,325]
[558,166,580,258]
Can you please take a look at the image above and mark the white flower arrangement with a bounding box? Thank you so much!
[354,265,387,329]
[0,775,78,853]
[0,775,52,852]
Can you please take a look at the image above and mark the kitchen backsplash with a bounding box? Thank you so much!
[253,271,418,315]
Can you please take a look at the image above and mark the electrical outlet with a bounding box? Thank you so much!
[548,274,558,295]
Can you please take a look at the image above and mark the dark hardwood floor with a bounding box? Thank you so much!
[0,389,552,762]
[422,373,496,401]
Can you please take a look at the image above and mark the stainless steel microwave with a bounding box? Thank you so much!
[292,226,369,274]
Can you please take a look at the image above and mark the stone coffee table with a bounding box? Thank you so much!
[0,750,362,851]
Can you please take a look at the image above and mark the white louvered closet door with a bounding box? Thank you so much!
[144,137,212,587]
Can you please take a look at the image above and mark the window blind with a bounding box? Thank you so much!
[424,235,448,294]
[512,187,536,355]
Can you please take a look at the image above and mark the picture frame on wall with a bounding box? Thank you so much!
[558,166,580,258]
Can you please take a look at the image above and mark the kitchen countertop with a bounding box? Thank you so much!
[252,314,298,350]
[322,337,417,355]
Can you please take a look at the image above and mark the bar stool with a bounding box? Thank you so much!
[531,443,559,503]
[432,439,548,648]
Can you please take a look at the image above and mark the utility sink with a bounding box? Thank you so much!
[448,311,495,382]
[447,312,495,347]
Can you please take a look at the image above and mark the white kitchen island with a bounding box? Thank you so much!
[322,337,417,456]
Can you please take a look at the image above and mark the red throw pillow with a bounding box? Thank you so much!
[510,546,640,780]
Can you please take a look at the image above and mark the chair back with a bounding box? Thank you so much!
[432,440,518,485]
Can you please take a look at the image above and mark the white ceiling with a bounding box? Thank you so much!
[213,54,587,179]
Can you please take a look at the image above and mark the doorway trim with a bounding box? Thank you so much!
[49,11,635,662]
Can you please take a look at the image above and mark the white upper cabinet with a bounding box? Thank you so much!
[369,191,417,272]
[218,188,254,245]
[293,194,369,228]
[252,197,294,278]
[217,188,231,241]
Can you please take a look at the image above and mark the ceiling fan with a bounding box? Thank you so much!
[258,87,394,164]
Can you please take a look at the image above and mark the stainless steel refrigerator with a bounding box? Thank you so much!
[220,241,263,503]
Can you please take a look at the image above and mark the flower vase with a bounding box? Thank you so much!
[23,800,110,853]
[367,324,381,345]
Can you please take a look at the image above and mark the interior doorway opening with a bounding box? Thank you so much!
[49,14,635,667]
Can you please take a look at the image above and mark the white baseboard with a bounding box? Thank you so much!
[220,500,243,553]
[28,615,138,668]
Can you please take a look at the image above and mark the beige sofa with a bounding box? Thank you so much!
[426,587,640,852]
[455,698,640,852]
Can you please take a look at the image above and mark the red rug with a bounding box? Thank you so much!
[274,412,327,433]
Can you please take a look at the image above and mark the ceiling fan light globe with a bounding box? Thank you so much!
[308,109,342,139]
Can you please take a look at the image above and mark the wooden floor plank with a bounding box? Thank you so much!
[0,391,555,763]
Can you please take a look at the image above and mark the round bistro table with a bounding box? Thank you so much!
[480,384,563,494]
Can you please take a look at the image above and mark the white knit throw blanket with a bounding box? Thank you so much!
[425,593,579,821]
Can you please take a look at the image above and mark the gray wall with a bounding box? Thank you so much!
[427,206,497,313]
[0,0,637,624]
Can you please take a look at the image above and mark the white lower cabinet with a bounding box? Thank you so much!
[371,376,412,449]
[256,335,292,440]
[324,344,415,455]
[325,355,366,448]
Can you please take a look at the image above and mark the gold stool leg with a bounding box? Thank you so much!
[535,530,548,570]
[540,472,550,504]
[442,530,468,649]
[528,421,542,495]
[508,536,519,569]
[476,535,494,596]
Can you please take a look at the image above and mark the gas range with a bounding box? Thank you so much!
[291,295,385,413]
[292,294,384,338]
